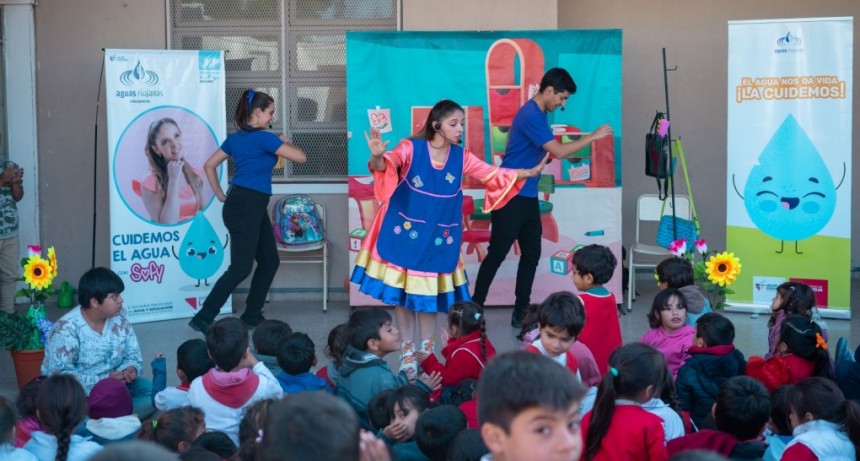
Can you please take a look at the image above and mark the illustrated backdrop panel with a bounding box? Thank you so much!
[726,18,852,315]
[346,30,623,306]
[105,49,231,323]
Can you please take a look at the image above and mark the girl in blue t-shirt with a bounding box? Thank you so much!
[189,89,307,332]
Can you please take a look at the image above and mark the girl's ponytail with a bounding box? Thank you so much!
[35,375,86,461]
[780,315,833,379]
[584,370,618,461]
[234,89,274,131]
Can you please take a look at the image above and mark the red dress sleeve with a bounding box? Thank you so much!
[461,148,525,212]
[369,139,412,204]
[780,443,818,461]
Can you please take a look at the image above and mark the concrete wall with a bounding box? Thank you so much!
[558,0,859,266]
[403,0,557,30]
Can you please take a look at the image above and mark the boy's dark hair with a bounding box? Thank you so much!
[78,266,124,308]
[647,288,688,329]
[277,332,316,375]
[538,291,586,338]
[347,307,392,351]
[0,395,17,445]
[713,376,770,440]
[89,440,179,461]
[539,67,577,94]
[252,319,292,356]
[779,315,832,379]
[368,389,395,431]
[446,428,489,461]
[415,405,467,460]
[193,431,237,458]
[139,406,205,453]
[205,317,249,371]
[258,393,359,461]
[571,244,616,285]
[787,377,860,449]
[477,351,585,432]
[325,323,350,368]
[769,385,794,436]
[179,446,223,461]
[16,375,44,419]
[177,339,215,382]
[389,385,431,420]
[695,313,735,347]
[656,257,695,288]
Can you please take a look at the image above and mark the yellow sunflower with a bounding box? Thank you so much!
[705,252,742,286]
[24,255,54,290]
[47,246,58,277]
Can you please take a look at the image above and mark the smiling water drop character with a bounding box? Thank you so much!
[742,114,838,251]
[174,214,227,286]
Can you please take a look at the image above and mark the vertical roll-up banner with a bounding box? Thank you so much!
[727,18,852,317]
[105,49,231,323]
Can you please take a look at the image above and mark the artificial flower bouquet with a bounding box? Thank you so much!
[668,238,741,310]
[0,245,57,351]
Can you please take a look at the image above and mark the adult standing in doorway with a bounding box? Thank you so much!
[471,68,613,327]
[189,89,307,332]
[0,158,23,314]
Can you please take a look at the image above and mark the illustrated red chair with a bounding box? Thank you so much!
[461,195,491,261]
[348,176,380,231]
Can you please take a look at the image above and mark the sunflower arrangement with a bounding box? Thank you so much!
[17,245,58,306]
[667,238,741,310]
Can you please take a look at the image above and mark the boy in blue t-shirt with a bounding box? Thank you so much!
[472,68,613,327]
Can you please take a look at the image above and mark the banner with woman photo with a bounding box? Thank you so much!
[726,18,852,317]
[105,49,231,323]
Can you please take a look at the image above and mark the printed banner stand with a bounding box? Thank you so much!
[105,49,231,323]
[725,18,852,319]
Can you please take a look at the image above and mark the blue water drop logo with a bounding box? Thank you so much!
[173,214,228,286]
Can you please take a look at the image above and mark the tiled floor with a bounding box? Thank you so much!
[2,278,857,397]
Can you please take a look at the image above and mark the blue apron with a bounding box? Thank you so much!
[376,139,463,273]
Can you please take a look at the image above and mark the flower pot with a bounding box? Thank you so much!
[10,349,45,389]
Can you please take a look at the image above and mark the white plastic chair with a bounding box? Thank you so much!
[272,202,329,312]
[627,194,691,312]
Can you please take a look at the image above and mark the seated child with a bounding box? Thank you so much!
[667,376,770,460]
[415,301,496,400]
[415,405,467,461]
[641,371,688,442]
[762,385,794,461]
[257,392,360,461]
[275,332,332,394]
[478,351,586,461]
[765,282,829,359]
[23,374,102,460]
[187,317,283,445]
[581,343,668,461]
[523,291,597,413]
[139,406,206,453]
[571,244,622,375]
[368,389,395,434]
[333,307,436,430]
[78,378,141,445]
[0,395,37,461]
[639,288,696,379]
[446,429,488,461]
[747,315,832,392]
[781,377,859,460]
[252,320,292,375]
[382,385,431,460]
[234,399,275,461]
[676,313,746,430]
[192,431,237,459]
[834,337,860,401]
[152,338,214,411]
[316,323,349,392]
[13,376,43,448]
[656,256,711,327]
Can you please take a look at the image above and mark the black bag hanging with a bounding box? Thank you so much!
[645,111,671,198]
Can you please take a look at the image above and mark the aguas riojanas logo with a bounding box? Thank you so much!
[120,60,159,86]
[775,31,803,54]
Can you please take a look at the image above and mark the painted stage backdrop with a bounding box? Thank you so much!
[727,18,853,315]
[346,30,623,307]
[105,49,231,323]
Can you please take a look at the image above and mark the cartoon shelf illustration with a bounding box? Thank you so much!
[547,126,616,188]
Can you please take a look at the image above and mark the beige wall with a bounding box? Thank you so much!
[30,0,859,302]
[558,0,859,266]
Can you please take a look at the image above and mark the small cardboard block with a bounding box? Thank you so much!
[349,228,368,252]
[550,250,574,275]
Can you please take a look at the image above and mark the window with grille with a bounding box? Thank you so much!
[167,0,398,182]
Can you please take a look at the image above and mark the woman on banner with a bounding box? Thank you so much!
[188,89,306,332]
[140,117,208,224]
[350,99,546,374]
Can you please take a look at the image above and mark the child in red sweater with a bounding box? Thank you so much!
[581,343,668,461]
[747,315,832,392]
[571,244,621,375]
[415,301,495,404]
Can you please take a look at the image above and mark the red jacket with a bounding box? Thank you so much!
[526,344,579,376]
[580,404,667,461]
[420,330,496,387]
[746,353,814,392]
